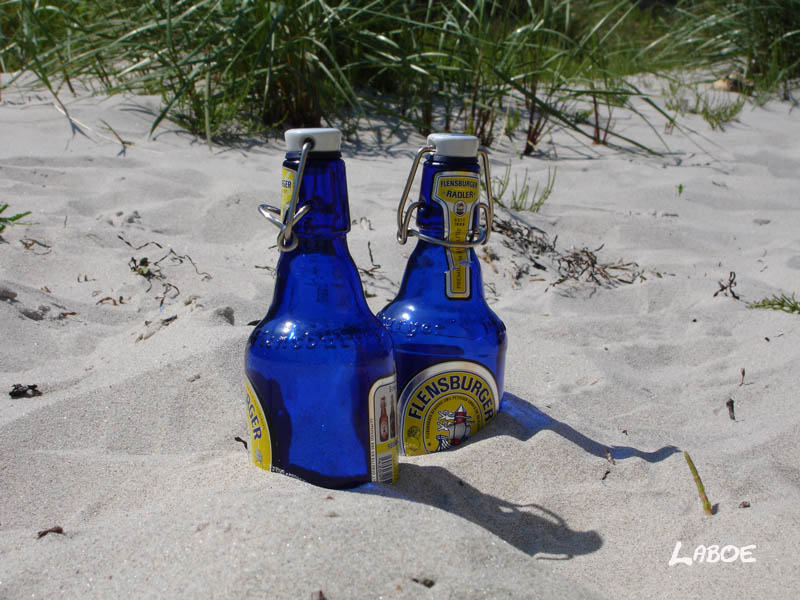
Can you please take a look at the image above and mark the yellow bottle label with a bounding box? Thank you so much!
[280,167,297,221]
[246,378,272,471]
[432,171,480,299]
[368,374,399,483]
[399,361,498,456]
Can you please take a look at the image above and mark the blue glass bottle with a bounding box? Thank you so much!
[378,133,507,456]
[245,128,398,488]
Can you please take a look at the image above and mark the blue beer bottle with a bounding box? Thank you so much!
[378,133,507,456]
[245,128,399,488]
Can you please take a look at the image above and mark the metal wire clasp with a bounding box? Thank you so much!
[258,139,314,252]
[396,146,493,248]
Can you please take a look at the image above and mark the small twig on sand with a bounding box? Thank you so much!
[156,282,180,307]
[37,526,64,538]
[153,249,212,280]
[552,245,639,288]
[255,264,276,276]
[726,398,736,420]
[96,296,125,306]
[352,217,374,230]
[411,577,435,589]
[684,451,713,515]
[118,234,164,252]
[359,241,381,277]
[492,215,640,289]
[20,238,52,254]
[714,271,739,299]
[492,217,554,265]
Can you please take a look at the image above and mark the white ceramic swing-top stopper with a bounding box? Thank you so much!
[426,133,479,158]
[284,128,342,152]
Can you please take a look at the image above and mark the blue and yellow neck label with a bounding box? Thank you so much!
[246,378,272,470]
[368,374,399,483]
[432,171,480,299]
[399,361,498,455]
[280,167,297,221]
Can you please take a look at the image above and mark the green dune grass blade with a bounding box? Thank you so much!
[3,0,796,143]
[0,203,33,233]
[747,293,800,314]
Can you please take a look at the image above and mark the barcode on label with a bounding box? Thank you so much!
[376,452,394,483]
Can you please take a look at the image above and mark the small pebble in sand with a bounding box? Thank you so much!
[0,285,18,300]
[20,307,45,321]
[9,384,43,398]
[726,398,736,421]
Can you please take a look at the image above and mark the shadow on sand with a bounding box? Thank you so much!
[361,393,678,559]
[380,463,603,559]
[498,392,679,462]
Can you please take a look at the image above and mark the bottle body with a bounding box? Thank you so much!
[379,149,507,455]
[245,135,398,488]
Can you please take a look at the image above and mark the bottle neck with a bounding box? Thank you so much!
[416,155,480,239]
[396,154,487,304]
[267,236,371,319]
[282,155,350,236]
[397,238,487,304]
[268,153,372,318]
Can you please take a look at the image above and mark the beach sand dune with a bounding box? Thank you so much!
[1,80,799,598]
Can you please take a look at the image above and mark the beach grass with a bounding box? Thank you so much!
[684,451,714,516]
[747,293,800,315]
[664,81,747,131]
[0,203,32,233]
[1,1,797,146]
[492,163,556,212]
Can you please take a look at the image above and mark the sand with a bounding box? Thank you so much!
[1,76,799,599]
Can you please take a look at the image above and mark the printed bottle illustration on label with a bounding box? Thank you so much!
[389,395,397,438]
[368,375,399,483]
[379,398,389,442]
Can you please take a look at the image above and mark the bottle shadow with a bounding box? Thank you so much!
[496,392,680,463]
[358,393,679,558]
[362,463,602,559]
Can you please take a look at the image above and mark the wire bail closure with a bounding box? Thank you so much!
[259,139,314,252]
[396,146,494,248]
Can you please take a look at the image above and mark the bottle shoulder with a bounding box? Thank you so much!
[381,238,505,342]
[249,312,392,350]
[267,237,375,318]
[378,298,506,342]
